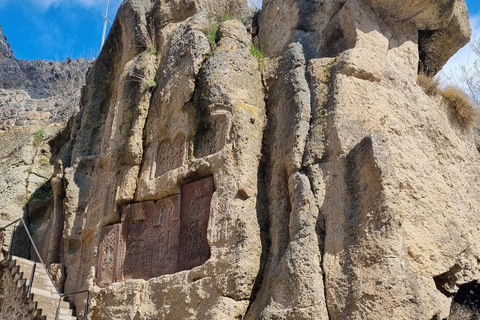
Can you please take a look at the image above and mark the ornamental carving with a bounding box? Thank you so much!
[96,177,213,287]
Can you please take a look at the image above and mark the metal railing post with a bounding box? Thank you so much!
[84,291,90,320]
[7,222,17,260]
[0,218,116,320]
[27,259,36,297]
[55,296,61,320]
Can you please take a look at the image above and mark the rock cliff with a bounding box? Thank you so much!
[5,0,480,319]
[0,26,91,127]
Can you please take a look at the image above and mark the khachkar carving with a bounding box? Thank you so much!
[152,134,186,178]
[120,201,155,280]
[197,111,232,158]
[152,195,181,277]
[97,177,214,286]
[97,224,121,287]
[178,176,214,271]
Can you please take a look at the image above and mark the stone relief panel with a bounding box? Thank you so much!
[151,195,181,277]
[151,133,187,179]
[197,111,232,158]
[96,177,214,287]
[120,201,155,280]
[97,224,121,287]
[178,176,214,271]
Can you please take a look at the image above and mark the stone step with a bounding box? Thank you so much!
[27,275,57,289]
[9,256,76,319]
[31,293,70,310]
[37,303,73,316]
[31,286,61,299]
[37,308,76,320]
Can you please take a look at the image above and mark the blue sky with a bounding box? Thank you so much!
[0,0,478,66]
[0,0,122,60]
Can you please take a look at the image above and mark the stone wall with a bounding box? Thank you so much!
[0,262,42,319]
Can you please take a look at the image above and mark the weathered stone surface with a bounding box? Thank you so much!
[1,0,477,319]
[55,0,265,317]
[0,264,43,320]
[178,177,213,271]
[419,0,471,75]
[97,224,121,287]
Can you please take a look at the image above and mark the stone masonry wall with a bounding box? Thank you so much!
[0,263,42,320]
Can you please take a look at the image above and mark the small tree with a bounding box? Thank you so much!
[450,34,480,105]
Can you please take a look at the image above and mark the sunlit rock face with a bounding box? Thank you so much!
[36,0,480,319]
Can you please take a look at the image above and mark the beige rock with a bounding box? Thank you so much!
[26,111,39,120]
[419,0,471,75]
[3,0,474,319]
[59,2,265,317]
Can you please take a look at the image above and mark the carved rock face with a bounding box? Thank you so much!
[54,0,480,319]
[97,178,214,286]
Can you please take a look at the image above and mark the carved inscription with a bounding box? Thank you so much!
[197,112,232,158]
[154,134,186,178]
[97,177,214,285]
[97,224,121,287]
[120,201,155,280]
[151,195,181,277]
[178,176,214,270]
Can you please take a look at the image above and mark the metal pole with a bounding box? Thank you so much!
[101,0,111,48]
[83,291,90,320]
[27,260,36,297]
[7,222,17,260]
[55,296,61,320]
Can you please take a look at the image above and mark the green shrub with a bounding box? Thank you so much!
[203,13,235,48]
[441,86,480,129]
[250,44,266,70]
[219,13,235,22]
[205,23,219,47]
[32,128,45,147]
[250,44,265,59]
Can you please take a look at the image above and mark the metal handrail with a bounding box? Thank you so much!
[58,289,115,320]
[1,217,21,230]
[0,218,115,320]
[19,218,62,297]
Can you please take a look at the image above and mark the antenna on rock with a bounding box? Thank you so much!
[101,0,112,48]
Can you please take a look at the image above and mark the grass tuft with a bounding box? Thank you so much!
[250,44,265,59]
[33,128,45,147]
[203,13,236,49]
[441,86,480,129]
[205,23,220,47]
[250,44,266,71]
[218,13,235,22]
[417,72,440,96]
[130,72,157,88]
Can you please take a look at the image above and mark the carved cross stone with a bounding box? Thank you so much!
[178,176,214,271]
[151,195,181,277]
[97,176,214,286]
[97,224,121,287]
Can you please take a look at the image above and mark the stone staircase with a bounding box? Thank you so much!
[3,255,76,320]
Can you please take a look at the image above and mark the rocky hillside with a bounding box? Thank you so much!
[0,25,91,127]
[0,26,90,259]
[2,0,480,319]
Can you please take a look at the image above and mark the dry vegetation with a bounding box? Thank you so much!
[417,72,440,96]
[441,86,480,129]
[418,73,480,130]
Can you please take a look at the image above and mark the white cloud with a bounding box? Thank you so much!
[440,14,480,80]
